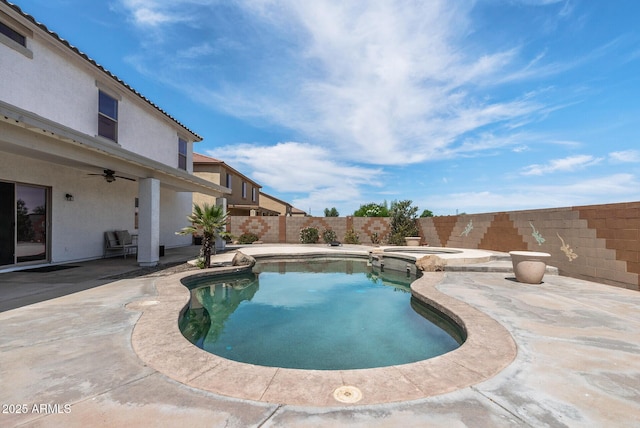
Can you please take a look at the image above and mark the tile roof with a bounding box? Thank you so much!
[2,0,203,141]
[193,152,223,164]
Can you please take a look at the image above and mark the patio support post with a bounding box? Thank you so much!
[137,178,160,267]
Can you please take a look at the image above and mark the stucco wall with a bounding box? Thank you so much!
[1,19,195,167]
[228,201,640,291]
[0,152,136,262]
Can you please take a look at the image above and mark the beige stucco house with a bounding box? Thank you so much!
[0,2,228,270]
[193,153,278,216]
[259,192,306,217]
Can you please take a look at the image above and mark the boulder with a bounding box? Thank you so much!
[416,255,446,272]
[232,251,256,267]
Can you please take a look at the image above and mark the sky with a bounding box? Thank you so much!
[12,0,640,216]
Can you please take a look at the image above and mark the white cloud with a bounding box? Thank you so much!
[207,141,382,213]
[609,150,640,163]
[119,0,177,26]
[421,174,640,215]
[152,0,562,166]
[521,155,603,176]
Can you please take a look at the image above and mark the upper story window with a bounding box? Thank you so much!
[0,16,32,58]
[242,181,247,199]
[178,138,187,170]
[0,21,25,46]
[98,90,118,142]
[226,173,232,189]
[252,187,257,202]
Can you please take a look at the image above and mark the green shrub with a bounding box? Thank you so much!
[344,228,360,244]
[370,232,382,245]
[299,227,319,244]
[353,201,389,217]
[388,199,420,245]
[322,228,338,243]
[238,232,260,244]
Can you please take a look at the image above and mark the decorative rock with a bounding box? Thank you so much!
[231,251,256,267]
[416,255,446,272]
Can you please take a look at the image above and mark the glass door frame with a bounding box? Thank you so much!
[0,180,51,268]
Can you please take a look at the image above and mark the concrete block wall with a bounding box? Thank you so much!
[227,200,639,290]
[418,201,640,291]
[229,216,393,244]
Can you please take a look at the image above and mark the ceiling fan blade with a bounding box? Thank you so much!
[115,175,137,182]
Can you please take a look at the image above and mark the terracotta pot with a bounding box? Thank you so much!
[404,237,421,246]
[509,251,551,284]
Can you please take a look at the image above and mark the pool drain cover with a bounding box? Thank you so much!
[333,386,363,403]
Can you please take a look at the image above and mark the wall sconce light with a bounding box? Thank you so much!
[65,193,74,201]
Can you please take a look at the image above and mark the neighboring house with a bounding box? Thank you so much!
[259,192,305,217]
[0,1,229,269]
[290,207,308,217]
[259,192,293,216]
[193,153,278,216]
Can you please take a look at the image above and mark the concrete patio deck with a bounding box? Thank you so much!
[1,244,639,427]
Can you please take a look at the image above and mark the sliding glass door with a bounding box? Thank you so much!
[0,181,49,267]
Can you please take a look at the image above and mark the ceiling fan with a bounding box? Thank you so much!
[88,169,136,183]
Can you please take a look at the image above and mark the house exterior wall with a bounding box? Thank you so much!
[192,166,221,208]
[259,193,292,216]
[224,168,260,207]
[228,200,640,291]
[193,161,261,215]
[0,152,137,262]
[1,23,195,169]
[0,3,203,267]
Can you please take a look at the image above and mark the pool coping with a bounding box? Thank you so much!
[127,249,517,407]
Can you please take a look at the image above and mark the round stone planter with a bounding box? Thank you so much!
[404,237,421,246]
[509,251,551,284]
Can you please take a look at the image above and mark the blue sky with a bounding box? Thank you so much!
[14,0,640,216]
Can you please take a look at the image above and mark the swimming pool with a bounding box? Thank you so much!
[180,258,464,370]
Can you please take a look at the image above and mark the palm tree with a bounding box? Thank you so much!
[177,203,229,268]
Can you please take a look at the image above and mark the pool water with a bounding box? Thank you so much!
[180,258,463,370]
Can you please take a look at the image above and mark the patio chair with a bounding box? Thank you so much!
[104,230,138,258]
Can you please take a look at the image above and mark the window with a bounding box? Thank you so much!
[178,138,187,170]
[98,90,118,142]
[242,182,247,199]
[252,187,257,202]
[0,21,26,47]
[226,173,232,189]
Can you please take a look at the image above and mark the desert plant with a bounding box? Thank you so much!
[370,232,382,245]
[344,228,360,244]
[176,203,229,268]
[321,228,338,243]
[299,226,319,243]
[388,200,420,245]
[238,232,260,244]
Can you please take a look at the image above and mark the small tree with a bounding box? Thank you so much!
[176,203,228,268]
[388,200,420,245]
[353,201,389,217]
[420,209,434,218]
[324,207,339,217]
